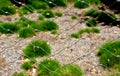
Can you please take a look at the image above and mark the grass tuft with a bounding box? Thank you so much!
[23,40,51,58]
[39,20,59,31]
[97,40,120,69]
[0,23,19,34]
[18,27,35,38]
[85,19,98,27]
[38,59,61,76]
[74,0,89,9]
[12,72,28,76]
[42,9,55,18]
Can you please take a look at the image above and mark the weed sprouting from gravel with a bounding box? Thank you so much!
[23,40,51,58]
[18,27,35,38]
[97,40,120,70]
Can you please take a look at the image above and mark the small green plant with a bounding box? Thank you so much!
[97,40,120,69]
[12,72,28,76]
[19,17,39,30]
[39,0,67,7]
[107,72,120,76]
[71,15,77,19]
[19,5,35,15]
[71,33,80,38]
[51,30,58,34]
[0,7,16,15]
[42,9,55,18]
[38,59,61,76]
[85,19,98,27]
[84,9,101,17]
[91,27,100,33]
[71,28,100,38]
[0,0,13,8]
[18,27,35,38]
[23,40,51,58]
[0,23,19,34]
[55,12,63,17]
[58,64,83,76]
[39,15,45,21]
[39,20,59,31]
[21,61,33,70]
[74,0,89,9]
[86,0,102,5]
[31,1,49,9]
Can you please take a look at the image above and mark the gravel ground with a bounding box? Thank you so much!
[0,3,120,76]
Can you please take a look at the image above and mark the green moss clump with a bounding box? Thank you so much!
[18,27,35,38]
[31,1,49,9]
[23,40,51,58]
[21,61,33,70]
[38,59,61,76]
[12,72,28,76]
[42,9,55,18]
[107,72,120,76]
[39,0,67,7]
[19,5,35,16]
[39,15,45,21]
[71,33,80,38]
[84,9,101,17]
[0,23,19,34]
[71,28,100,38]
[74,0,89,9]
[39,20,59,31]
[58,64,83,76]
[91,27,100,33]
[86,0,102,5]
[71,15,77,19]
[55,12,63,17]
[19,17,39,30]
[85,19,98,27]
[97,40,120,69]
[0,7,16,15]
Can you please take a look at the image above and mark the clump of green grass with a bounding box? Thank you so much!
[97,40,120,69]
[71,15,78,19]
[71,33,80,38]
[0,7,16,15]
[71,28,100,38]
[51,30,59,34]
[12,72,28,76]
[23,40,51,58]
[58,64,83,76]
[42,9,55,18]
[19,17,39,30]
[86,0,102,5]
[19,5,35,16]
[39,0,67,7]
[85,9,117,25]
[0,0,13,8]
[38,59,61,76]
[38,15,45,21]
[21,61,33,70]
[55,12,63,17]
[84,9,101,17]
[39,20,59,31]
[107,72,120,76]
[85,19,98,27]
[18,27,35,38]
[74,0,89,9]
[0,23,19,34]
[90,27,100,33]
[31,1,49,9]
